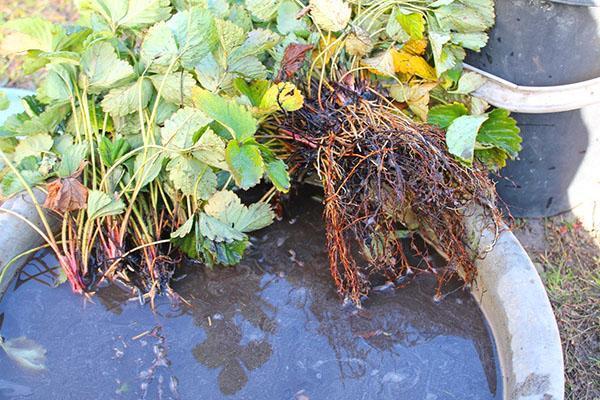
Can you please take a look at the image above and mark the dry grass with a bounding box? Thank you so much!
[515,216,600,399]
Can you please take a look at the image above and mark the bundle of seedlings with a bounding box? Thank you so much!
[264,0,523,301]
[0,1,302,302]
[0,0,521,304]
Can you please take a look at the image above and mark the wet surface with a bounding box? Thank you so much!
[0,204,501,400]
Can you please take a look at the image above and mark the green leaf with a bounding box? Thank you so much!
[446,114,489,163]
[118,0,172,30]
[4,103,69,137]
[195,53,226,92]
[86,190,125,220]
[167,156,217,199]
[149,72,196,106]
[0,92,9,111]
[198,212,246,242]
[99,137,131,167]
[80,42,135,93]
[1,17,65,53]
[229,4,254,31]
[233,78,270,107]
[101,78,153,117]
[57,141,89,178]
[161,107,212,150]
[246,0,280,22]
[37,50,80,66]
[429,29,464,76]
[192,88,257,141]
[153,98,179,124]
[1,170,44,196]
[451,71,486,95]
[193,128,228,170]
[133,150,165,188]
[56,26,92,52]
[225,141,264,189]
[265,158,290,192]
[166,7,218,69]
[451,32,488,51]
[113,113,142,139]
[309,0,351,32]
[14,133,53,163]
[212,239,249,266]
[0,337,47,372]
[204,190,274,232]
[396,11,425,40]
[386,8,410,42]
[228,28,280,62]
[435,0,495,33]
[77,0,171,31]
[428,102,469,128]
[475,147,508,170]
[37,64,76,102]
[228,56,268,80]
[476,108,521,158]
[140,21,179,71]
[277,1,308,35]
[208,0,230,18]
[215,18,246,55]
[170,215,194,239]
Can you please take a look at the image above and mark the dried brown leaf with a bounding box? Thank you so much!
[277,43,313,81]
[43,177,88,213]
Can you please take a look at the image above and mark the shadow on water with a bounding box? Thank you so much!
[466,0,600,218]
[0,201,501,400]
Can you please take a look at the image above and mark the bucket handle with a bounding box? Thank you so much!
[463,64,600,114]
[549,0,600,6]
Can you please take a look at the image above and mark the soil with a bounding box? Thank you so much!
[513,215,600,400]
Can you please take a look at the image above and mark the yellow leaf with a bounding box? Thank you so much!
[402,39,428,55]
[313,35,342,68]
[344,27,372,57]
[389,82,437,121]
[362,49,396,76]
[260,82,304,112]
[391,49,436,81]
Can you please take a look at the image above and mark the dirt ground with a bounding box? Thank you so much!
[513,215,600,399]
[1,1,599,398]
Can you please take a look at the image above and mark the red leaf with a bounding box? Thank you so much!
[277,44,314,81]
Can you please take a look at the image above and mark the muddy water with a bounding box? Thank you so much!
[0,205,501,400]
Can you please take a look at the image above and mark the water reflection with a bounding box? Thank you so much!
[178,265,276,395]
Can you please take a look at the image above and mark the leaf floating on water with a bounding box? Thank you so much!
[43,177,88,214]
[0,337,47,372]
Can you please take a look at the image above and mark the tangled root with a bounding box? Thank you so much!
[275,81,503,303]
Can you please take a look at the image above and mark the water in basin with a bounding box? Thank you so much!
[0,204,501,400]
